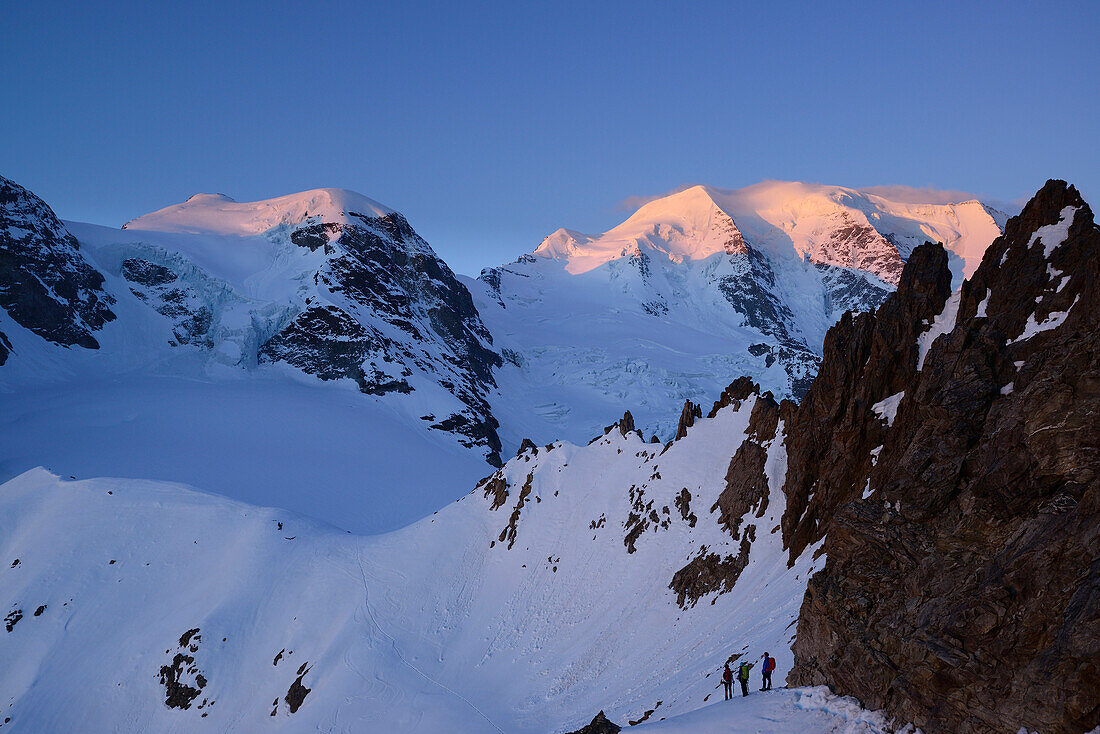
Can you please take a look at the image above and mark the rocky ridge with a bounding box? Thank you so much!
[783,181,1099,733]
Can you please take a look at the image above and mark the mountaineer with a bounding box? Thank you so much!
[760,652,775,690]
[738,660,754,697]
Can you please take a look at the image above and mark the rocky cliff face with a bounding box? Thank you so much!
[0,176,115,349]
[257,210,504,462]
[784,181,1099,733]
[780,241,953,561]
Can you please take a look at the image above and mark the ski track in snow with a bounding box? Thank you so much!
[352,541,506,734]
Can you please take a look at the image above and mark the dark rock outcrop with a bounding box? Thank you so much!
[498,473,534,549]
[284,662,312,713]
[261,305,400,392]
[669,534,752,608]
[712,391,780,537]
[120,258,213,348]
[669,380,779,607]
[565,710,621,734]
[158,628,211,711]
[780,241,952,561]
[674,400,702,440]
[0,176,115,351]
[706,376,758,418]
[258,210,504,463]
[817,263,893,321]
[787,181,1100,734]
[717,244,823,399]
[478,471,509,512]
[4,608,22,632]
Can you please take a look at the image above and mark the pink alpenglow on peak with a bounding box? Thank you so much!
[534,185,748,274]
[123,188,397,236]
[532,180,1004,283]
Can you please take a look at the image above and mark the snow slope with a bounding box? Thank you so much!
[633,687,918,733]
[471,182,1003,447]
[0,393,839,733]
[0,375,488,535]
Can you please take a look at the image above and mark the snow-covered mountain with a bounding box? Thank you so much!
[0,174,1008,528]
[1,179,1094,734]
[120,187,504,463]
[470,182,1005,446]
[1,180,502,464]
[0,177,501,533]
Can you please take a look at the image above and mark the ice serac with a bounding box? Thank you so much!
[787,181,1100,734]
[0,176,116,350]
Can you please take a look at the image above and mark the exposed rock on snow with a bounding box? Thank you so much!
[0,176,116,348]
[711,392,780,538]
[675,400,702,441]
[788,180,1100,734]
[565,710,621,734]
[158,628,212,711]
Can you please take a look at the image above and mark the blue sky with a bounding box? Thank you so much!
[2,1,1097,275]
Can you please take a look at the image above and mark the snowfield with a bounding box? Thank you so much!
[0,374,488,535]
[0,396,925,733]
[633,687,920,733]
[122,188,397,236]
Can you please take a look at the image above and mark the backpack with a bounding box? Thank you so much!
[723,668,732,682]
[764,657,775,672]
[739,664,750,681]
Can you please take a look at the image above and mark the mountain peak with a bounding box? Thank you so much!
[530,180,1005,280]
[534,185,745,273]
[123,187,396,235]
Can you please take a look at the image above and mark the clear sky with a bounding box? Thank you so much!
[2,1,1097,275]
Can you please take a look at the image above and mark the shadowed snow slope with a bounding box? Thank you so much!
[0,375,489,535]
[0,390,840,733]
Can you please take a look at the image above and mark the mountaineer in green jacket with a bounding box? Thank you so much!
[738,660,754,697]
